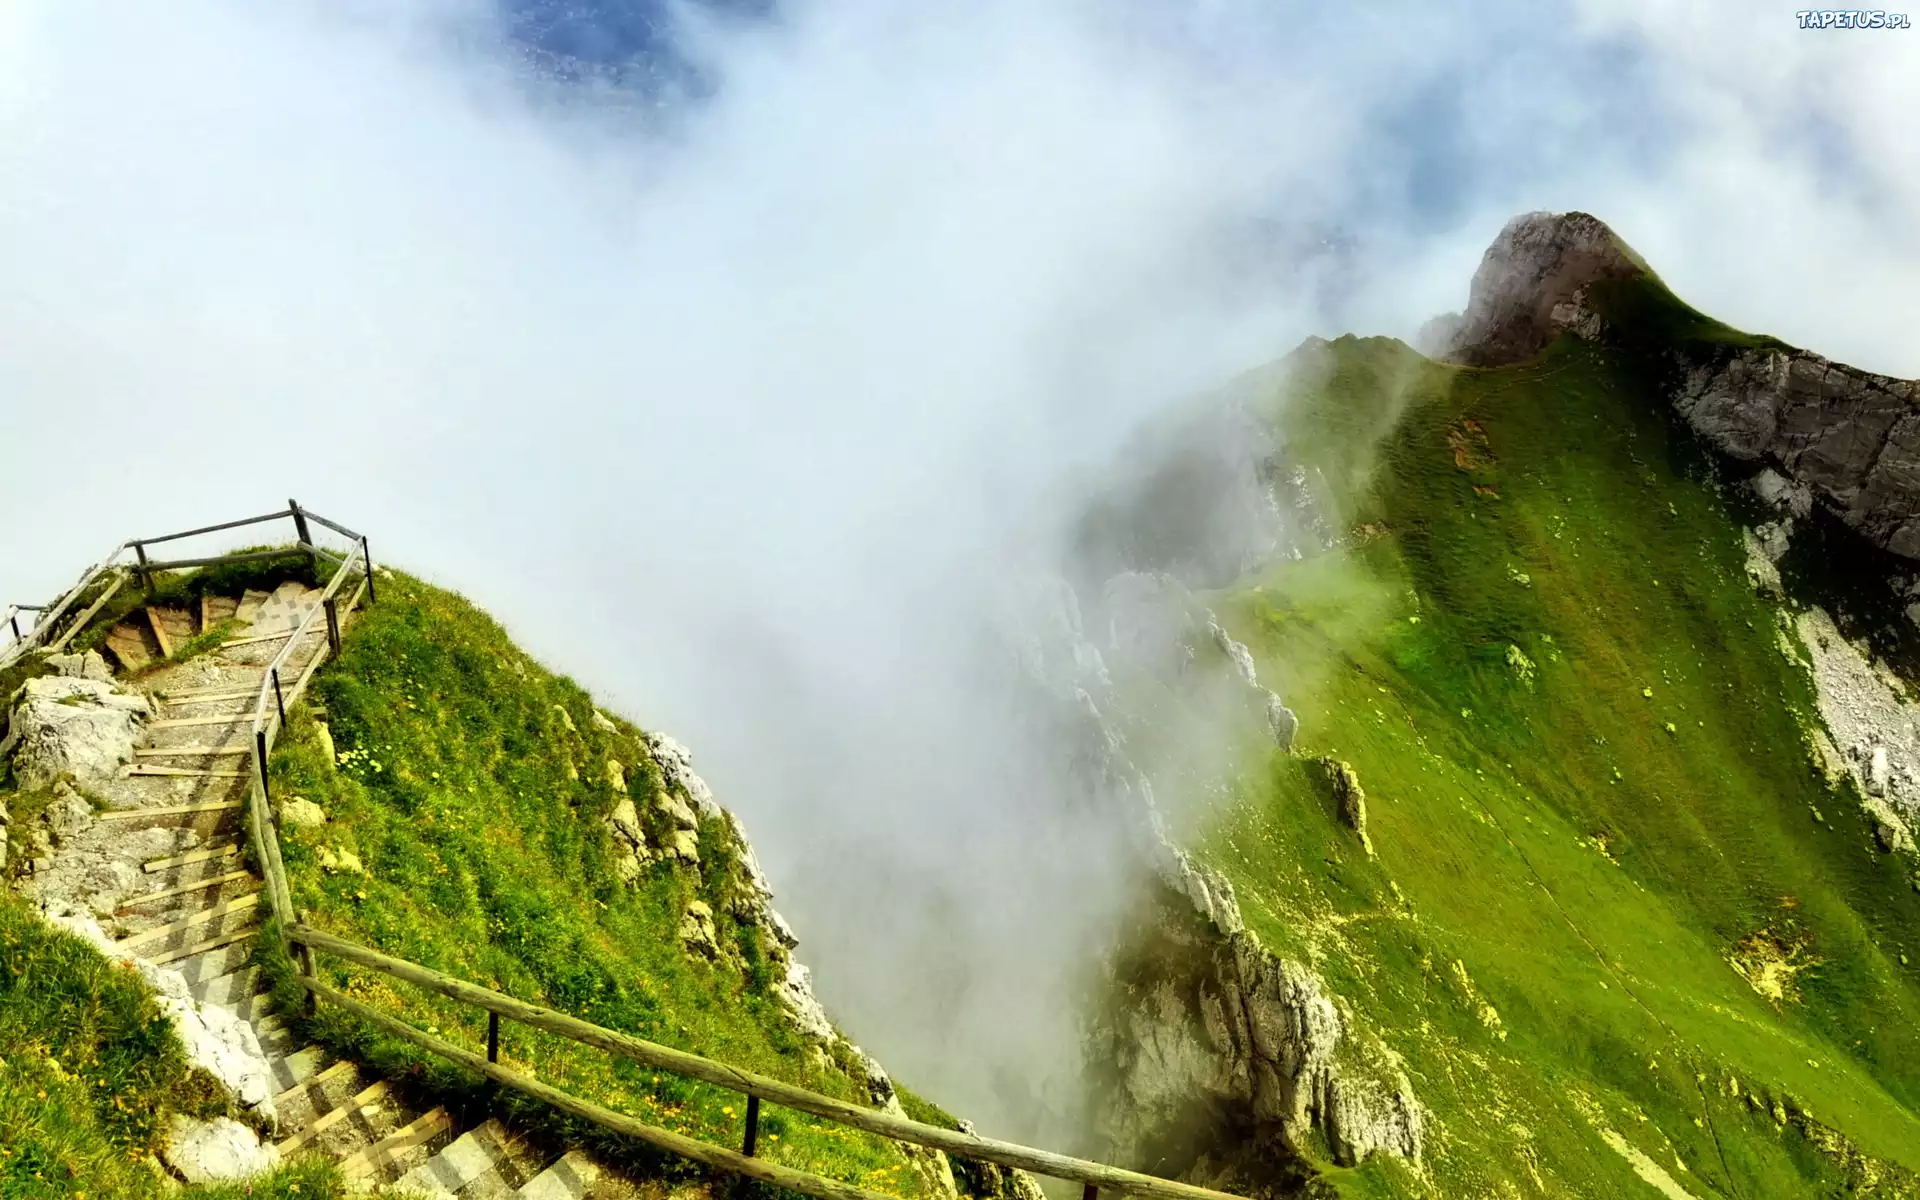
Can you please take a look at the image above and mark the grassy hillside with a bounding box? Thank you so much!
[260,573,973,1197]
[1183,329,1920,1197]
[0,891,349,1200]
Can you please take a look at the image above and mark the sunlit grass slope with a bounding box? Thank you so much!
[0,891,350,1199]
[262,573,965,1197]
[1197,331,1920,1198]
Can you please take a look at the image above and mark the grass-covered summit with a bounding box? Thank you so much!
[1130,248,1920,1197]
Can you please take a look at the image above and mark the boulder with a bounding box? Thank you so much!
[163,1116,277,1184]
[591,709,619,735]
[46,650,115,683]
[6,676,150,789]
[279,798,327,829]
[664,828,700,865]
[605,758,626,793]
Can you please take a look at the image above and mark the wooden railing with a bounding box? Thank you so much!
[19,506,1243,1200]
[0,500,360,671]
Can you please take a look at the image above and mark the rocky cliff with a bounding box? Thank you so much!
[1433,210,1920,563]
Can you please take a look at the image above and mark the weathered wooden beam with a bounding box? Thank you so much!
[289,926,1245,1200]
[302,979,903,1200]
[45,571,125,654]
[139,546,309,572]
[134,509,296,548]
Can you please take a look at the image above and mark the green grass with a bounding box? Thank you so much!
[1165,326,1920,1197]
[258,573,964,1198]
[0,890,353,1199]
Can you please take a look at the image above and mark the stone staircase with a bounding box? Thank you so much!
[74,584,634,1197]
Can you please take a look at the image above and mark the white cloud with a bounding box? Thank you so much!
[1,0,1915,1141]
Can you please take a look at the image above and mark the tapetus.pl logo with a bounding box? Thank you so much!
[1795,9,1913,26]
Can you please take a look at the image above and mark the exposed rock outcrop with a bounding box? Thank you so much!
[5,674,151,789]
[1435,210,1643,369]
[163,1115,277,1184]
[1438,210,1920,566]
[1093,888,1424,1170]
[1792,607,1920,857]
[1321,758,1374,858]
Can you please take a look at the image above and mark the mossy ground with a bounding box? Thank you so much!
[1184,331,1920,1197]
[0,891,351,1199]
[259,573,952,1196]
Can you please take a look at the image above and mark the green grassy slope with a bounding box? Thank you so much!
[1187,330,1920,1198]
[0,891,350,1199]
[260,574,969,1197]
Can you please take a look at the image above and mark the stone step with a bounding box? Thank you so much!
[340,1106,453,1182]
[267,1045,329,1095]
[273,1058,355,1109]
[98,799,245,822]
[394,1119,527,1198]
[235,589,270,625]
[143,840,241,872]
[150,713,254,730]
[118,868,254,912]
[189,965,260,1006]
[170,936,258,986]
[516,1150,602,1200]
[276,1077,391,1156]
[116,891,260,952]
[156,690,258,706]
[146,921,259,967]
[125,764,248,778]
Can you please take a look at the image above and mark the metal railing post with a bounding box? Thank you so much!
[324,597,341,654]
[1084,1184,1098,1200]
[272,668,287,728]
[742,1095,761,1157]
[133,543,151,591]
[361,537,376,604]
[8,612,18,640]
[487,1013,501,1064]
[256,730,271,803]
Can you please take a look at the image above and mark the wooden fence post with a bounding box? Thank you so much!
[133,543,151,591]
[324,598,341,654]
[487,1013,501,1064]
[272,668,287,728]
[361,538,376,604]
[743,1095,761,1158]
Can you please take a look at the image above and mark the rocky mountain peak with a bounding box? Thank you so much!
[1429,210,1643,367]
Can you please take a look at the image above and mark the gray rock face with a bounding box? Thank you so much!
[1439,210,1643,368]
[46,650,115,683]
[1095,899,1424,1169]
[1673,348,1920,559]
[1443,210,1920,564]
[6,675,151,789]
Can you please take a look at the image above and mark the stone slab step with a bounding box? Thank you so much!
[146,922,259,967]
[277,1077,390,1155]
[341,1106,452,1181]
[144,840,241,872]
[156,690,257,706]
[395,1119,527,1198]
[171,937,259,986]
[119,868,254,911]
[153,678,263,701]
[151,713,254,729]
[98,799,244,822]
[116,891,260,951]
[268,1045,329,1095]
[125,764,248,778]
[516,1150,602,1200]
[189,965,261,1006]
[274,1058,355,1109]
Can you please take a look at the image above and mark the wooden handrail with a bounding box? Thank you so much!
[12,504,1241,1200]
[301,978,901,1200]
[287,924,1240,1200]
